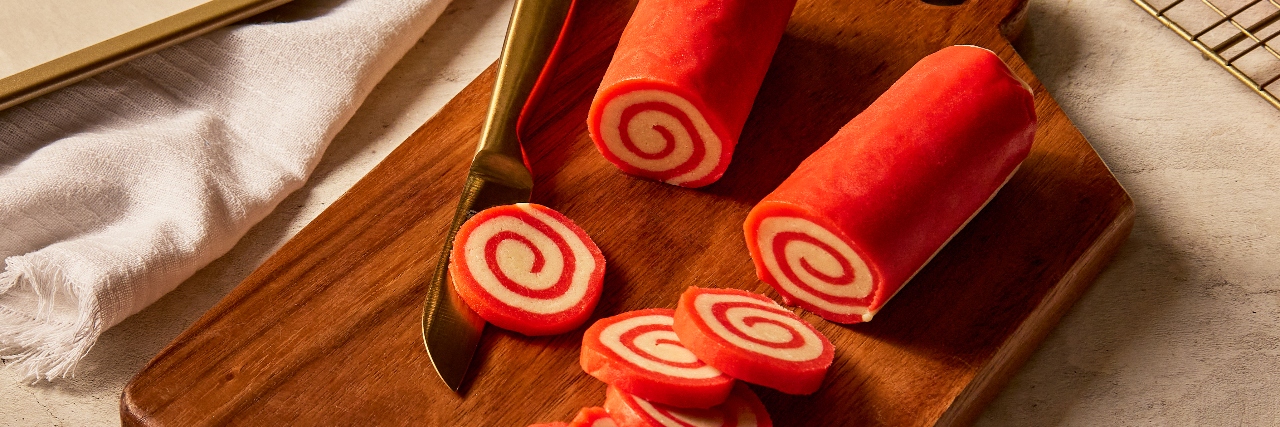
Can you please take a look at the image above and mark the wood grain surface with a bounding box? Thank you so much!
[120,0,1135,425]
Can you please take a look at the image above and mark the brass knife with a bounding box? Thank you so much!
[421,0,573,392]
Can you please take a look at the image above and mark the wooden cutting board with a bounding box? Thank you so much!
[121,0,1134,425]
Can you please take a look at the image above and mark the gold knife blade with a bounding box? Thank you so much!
[421,0,573,392]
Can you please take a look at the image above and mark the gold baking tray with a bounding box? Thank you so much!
[0,0,292,112]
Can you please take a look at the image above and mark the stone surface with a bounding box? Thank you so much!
[980,0,1280,424]
[2,0,1278,424]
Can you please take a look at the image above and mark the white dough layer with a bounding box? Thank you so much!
[599,89,722,185]
[600,315,723,380]
[462,204,595,314]
[756,216,873,317]
[692,293,825,363]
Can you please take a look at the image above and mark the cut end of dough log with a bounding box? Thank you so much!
[744,205,879,324]
[590,83,730,188]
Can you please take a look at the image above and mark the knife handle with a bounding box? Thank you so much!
[475,0,574,164]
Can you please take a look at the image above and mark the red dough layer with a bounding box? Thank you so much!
[529,407,618,427]
[450,203,605,336]
[570,407,619,427]
[672,287,833,395]
[604,384,771,427]
[582,309,735,408]
[587,0,797,188]
[743,45,1038,323]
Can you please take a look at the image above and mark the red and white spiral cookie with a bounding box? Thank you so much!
[582,309,735,408]
[586,0,796,188]
[570,407,620,427]
[449,203,605,336]
[672,287,833,395]
[604,384,771,427]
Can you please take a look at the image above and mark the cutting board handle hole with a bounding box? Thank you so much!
[921,0,966,6]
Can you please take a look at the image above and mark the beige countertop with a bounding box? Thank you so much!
[2,0,1277,424]
[0,0,208,78]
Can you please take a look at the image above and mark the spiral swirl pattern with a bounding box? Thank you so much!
[599,89,722,186]
[460,204,597,314]
[633,397,726,427]
[599,314,723,380]
[755,216,873,318]
[609,385,765,427]
[691,292,825,362]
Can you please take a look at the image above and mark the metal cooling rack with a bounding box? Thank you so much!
[1134,0,1280,109]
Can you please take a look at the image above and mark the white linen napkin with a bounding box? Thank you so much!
[0,0,450,381]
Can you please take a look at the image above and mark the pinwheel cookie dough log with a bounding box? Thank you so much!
[587,0,797,187]
[744,45,1037,324]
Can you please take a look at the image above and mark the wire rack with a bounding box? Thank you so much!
[1133,0,1280,109]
